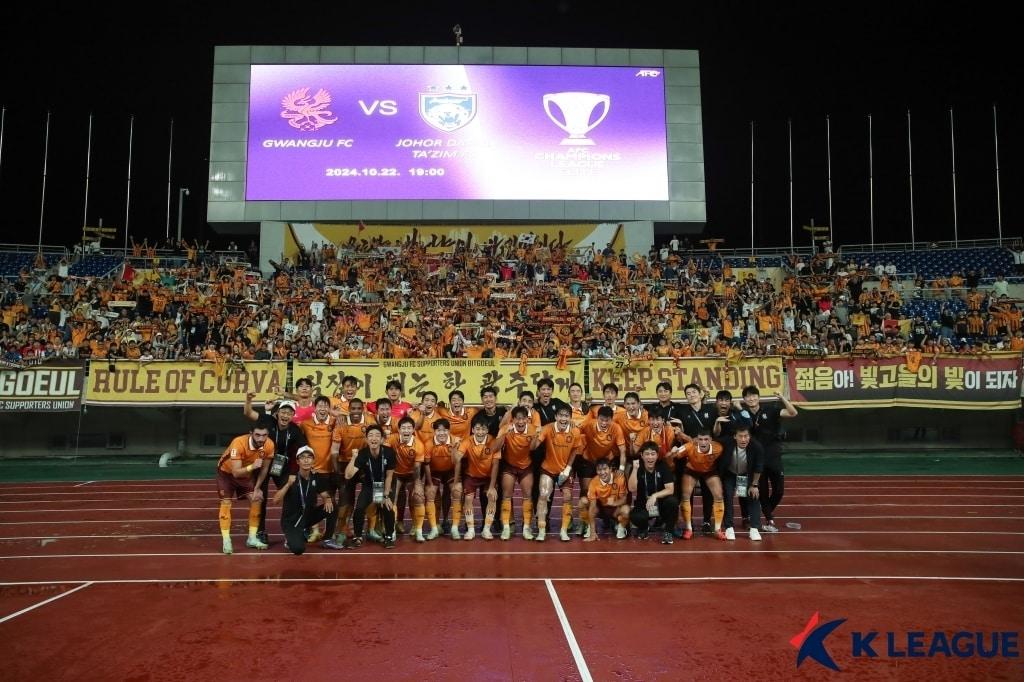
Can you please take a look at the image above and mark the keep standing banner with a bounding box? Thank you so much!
[786,353,1022,409]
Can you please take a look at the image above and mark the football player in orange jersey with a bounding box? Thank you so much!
[530,405,583,542]
[216,418,274,554]
[577,406,627,538]
[439,389,477,440]
[490,405,538,540]
[566,382,589,428]
[581,458,630,541]
[457,416,498,540]
[328,375,360,417]
[411,390,445,445]
[614,391,649,459]
[329,397,371,543]
[389,416,428,540]
[424,418,461,540]
[587,382,625,421]
[673,428,727,540]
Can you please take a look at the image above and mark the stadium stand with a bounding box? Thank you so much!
[1,237,1021,366]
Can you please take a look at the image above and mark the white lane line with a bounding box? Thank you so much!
[545,579,593,682]
[0,582,93,624]
[2,549,1023,560]
[2,576,1023,587]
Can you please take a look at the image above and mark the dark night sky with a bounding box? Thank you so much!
[1,1,1019,250]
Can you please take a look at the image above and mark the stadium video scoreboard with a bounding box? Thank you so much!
[208,46,705,224]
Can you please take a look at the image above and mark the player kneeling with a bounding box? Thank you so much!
[579,459,630,541]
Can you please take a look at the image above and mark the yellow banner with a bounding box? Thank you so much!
[589,357,784,401]
[294,358,585,406]
[85,360,288,406]
[286,222,627,257]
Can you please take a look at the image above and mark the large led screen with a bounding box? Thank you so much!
[246,64,669,201]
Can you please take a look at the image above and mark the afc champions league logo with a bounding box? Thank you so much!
[543,92,611,145]
[280,87,338,132]
[419,87,477,132]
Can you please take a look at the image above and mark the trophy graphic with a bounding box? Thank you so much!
[543,92,611,145]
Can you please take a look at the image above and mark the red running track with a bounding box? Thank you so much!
[1,476,1022,680]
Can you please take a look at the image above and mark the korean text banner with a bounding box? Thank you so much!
[247,64,669,201]
[0,362,84,412]
[85,361,287,406]
[293,358,584,405]
[588,357,784,402]
[786,354,1021,409]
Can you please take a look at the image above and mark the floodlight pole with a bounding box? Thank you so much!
[177,187,189,242]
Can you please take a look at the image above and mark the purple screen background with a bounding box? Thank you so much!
[246,64,669,201]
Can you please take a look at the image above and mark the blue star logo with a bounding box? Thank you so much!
[791,612,846,671]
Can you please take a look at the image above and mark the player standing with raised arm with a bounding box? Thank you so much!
[743,386,798,533]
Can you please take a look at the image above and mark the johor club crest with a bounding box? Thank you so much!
[419,87,477,132]
[280,87,338,132]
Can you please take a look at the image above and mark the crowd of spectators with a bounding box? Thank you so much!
[1,232,1021,368]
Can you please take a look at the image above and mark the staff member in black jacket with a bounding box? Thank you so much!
[344,425,397,549]
[719,426,763,542]
[246,394,307,545]
[628,441,679,545]
[274,445,343,554]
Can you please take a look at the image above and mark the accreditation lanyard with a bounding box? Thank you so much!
[295,474,312,527]
[368,451,384,484]
[644,468,659,498]
[691,409,705,429]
